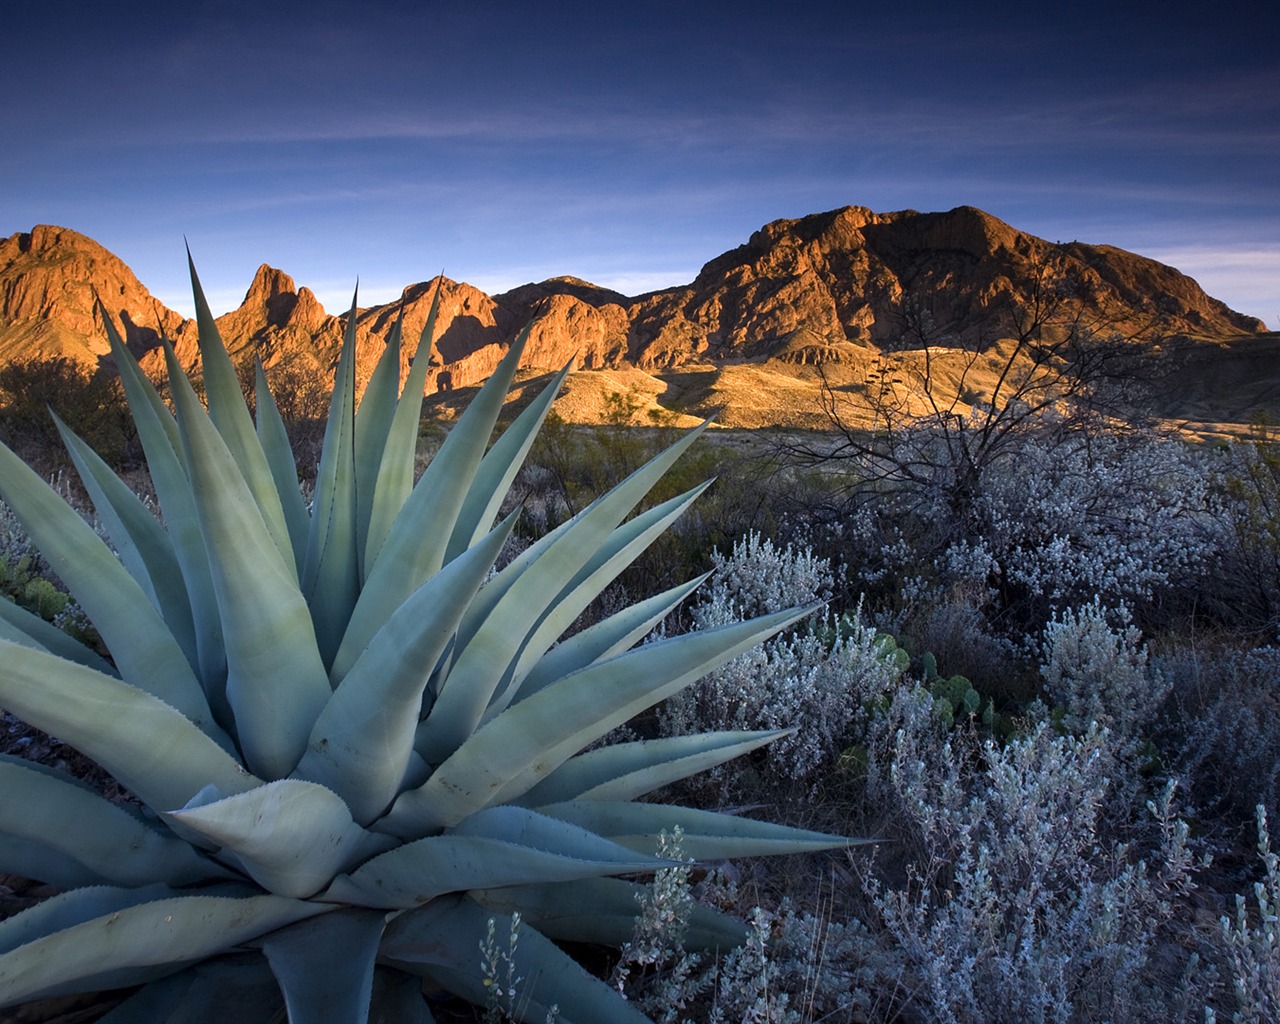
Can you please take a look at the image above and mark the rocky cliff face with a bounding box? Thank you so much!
[0,208,1265,398]
[0,226,194,367]
[622,206,1264,367]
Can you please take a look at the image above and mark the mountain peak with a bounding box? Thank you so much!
[0,225,190,364]
[0,205,1266,400]
[245,264,299,302]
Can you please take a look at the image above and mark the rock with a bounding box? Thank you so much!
[0,208,1265,412]
[0,226,193,368]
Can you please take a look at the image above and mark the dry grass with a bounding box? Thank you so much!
[490,333,1280,442]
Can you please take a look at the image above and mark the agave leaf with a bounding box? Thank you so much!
[166,780,394,899]
[0,440,214,728]
[439,514,574,672]
[301,293,361,667]
[326,807,668,911]
[187,252,297,576]
[261,908,387,1024]
[97,955,286,1024]
[336,322,532,678]
[0,593,115,673]
[0,612,48,654]
[442,360,572,563]
[383,605,816,835]
[471,877,749,951]
[0,890,328,1008]
[515,730,789,806]
[0,639,257,812]
[452,423,707,661]
[512,574,709,700]
[416,427,711,764]
[164,341,331,778]
[360,282,441,578]
[354,303,404,580]
[481,481,713,722]
[53,412,199,667]
[382,895,652,1024]
[254,358,310,572]
[370,966,436,1024]
[0,757,236,888]
[296,511,519,824]
[99,305,182,450]
[0,884,181,956]
[536,800,863,860]
[0,835,116,891]
[104,322,227,701]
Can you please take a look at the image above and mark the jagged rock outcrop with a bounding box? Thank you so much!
[0,226,194,368]
[0,208,1265,404]
[622,206,1264,368]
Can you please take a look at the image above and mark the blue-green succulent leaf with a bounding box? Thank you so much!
[354,302,404,580]
[0,639,256,812]
[0,835,120,892]
[104,320,227,703]
[97,955,286,1024]
[187,252,297,576]
[516,730,789,806]
[255,358,310,572]
[301,293,360,667]
[262,908,387,1024]
[0,593,115,674]
[416,426,711,764]
[166,780,394,899]
[336,322,532,679]
[164,341,331,779]
[0,440,213,728]
[482,481,713,721]
[360,282,441,579]
[53,412,198,668]
[383,604,816,835]
[327,806,668,910]
[512,574,709,701]
[442,359,572,563]
[0,757,236,888]
[0,884,182,957]
[296,510,519,824]
[471,877,749,951]
[370,966,436,1024]
[382,896,652,1024]
[536,800,863,859]
[0,890,328,1008]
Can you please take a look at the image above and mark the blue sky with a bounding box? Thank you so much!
[4,0,1278,327]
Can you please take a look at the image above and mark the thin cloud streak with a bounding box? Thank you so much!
[4,3,1275,330]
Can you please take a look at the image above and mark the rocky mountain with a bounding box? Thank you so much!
[0,208,1265,402]
[0,225,195,367]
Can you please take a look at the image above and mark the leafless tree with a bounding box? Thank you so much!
[782,249,1167,525]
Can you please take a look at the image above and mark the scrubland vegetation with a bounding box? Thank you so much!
[4,332,1280,1022]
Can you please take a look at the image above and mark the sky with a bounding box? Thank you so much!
[4,0,1278,327]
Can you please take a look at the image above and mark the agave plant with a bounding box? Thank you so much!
[0,259,856,1023]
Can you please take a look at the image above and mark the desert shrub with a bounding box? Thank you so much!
[0,356,136,469]
[863,714,1211,1024]
[1206,432,1280,633]
[976,431,1215,619]
[659,532,905,783]
[613,830,881,1024]
[831,426,1223,669]
[1217,805,1280,1024]
[1039,598,1168,738]
[1165,643,1280,825]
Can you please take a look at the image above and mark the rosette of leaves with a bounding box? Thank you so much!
[0,259,857,1023]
